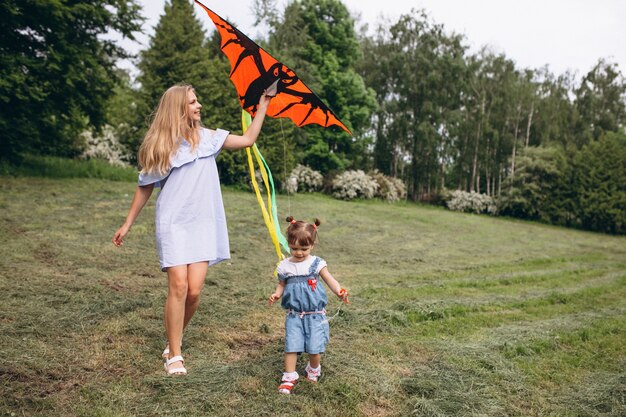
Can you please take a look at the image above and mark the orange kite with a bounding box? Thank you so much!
[194,0,352,135]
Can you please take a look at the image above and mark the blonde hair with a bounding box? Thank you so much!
[138,84,201,175]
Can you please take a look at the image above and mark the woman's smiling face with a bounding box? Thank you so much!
[187,90,202,122]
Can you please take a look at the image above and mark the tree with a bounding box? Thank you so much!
[384,10,467,200]
[530,68,579,149]
[260,0,376,174]
[457,50,517,195]
[358,22,399,177]
[0,0,142,160]
[574,59,626,146]
[572,132,626,234]
[497,146,570,223]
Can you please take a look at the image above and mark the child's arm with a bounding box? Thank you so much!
[319,266,349,302]
[223,93,272,150]
[112,184,155,246]
[268,280,286,306]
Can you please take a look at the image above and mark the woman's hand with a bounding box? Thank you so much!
[258,91,272,112]
[112,224,130,247]
[113,184,154,247]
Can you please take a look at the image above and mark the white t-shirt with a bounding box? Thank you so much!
[276,255,327,280]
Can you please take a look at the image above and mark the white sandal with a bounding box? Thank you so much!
[164,355,187,375]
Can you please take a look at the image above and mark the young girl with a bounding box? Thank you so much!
[113,84,272,375]
[269,217,349,394]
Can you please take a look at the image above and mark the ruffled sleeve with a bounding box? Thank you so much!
[137,128,229,187]
[275,260,288,282]
[314,257,327,274]
[138,169,168,187]
[198,128,229,158]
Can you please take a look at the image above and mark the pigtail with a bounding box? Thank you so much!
[285,217,322,246]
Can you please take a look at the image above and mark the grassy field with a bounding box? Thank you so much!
[1,176,624,416]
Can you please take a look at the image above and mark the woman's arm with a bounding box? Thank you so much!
[112,183,155,246]
[223,94,272,150]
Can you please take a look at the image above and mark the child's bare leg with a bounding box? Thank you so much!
[284,352,298,373]
[309,353,321,368]
[184,261,208,328]
[279,352,300,393]
[165,265,188,367]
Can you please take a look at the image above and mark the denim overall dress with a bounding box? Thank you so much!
[278,256,330,354]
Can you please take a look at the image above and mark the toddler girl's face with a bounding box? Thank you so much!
[289,244,312,262]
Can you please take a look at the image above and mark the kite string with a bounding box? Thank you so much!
[321,302,343,324]
[280,118,291,216]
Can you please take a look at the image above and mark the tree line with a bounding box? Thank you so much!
[1,0,624,234]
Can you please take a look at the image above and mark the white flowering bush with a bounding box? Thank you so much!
[80,124,132,167]
[332,170,379,200]
[284,175,298,194]
[445,190,497,215]
[285,164,324,193]
[369,170,407,202]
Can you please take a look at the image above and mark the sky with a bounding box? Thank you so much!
[116,0,626,79]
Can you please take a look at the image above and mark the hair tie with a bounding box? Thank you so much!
[312,223,317,230]
[290,219,296,224]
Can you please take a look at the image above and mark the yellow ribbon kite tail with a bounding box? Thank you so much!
[241,110,286,261]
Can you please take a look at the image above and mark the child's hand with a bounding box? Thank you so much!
[338,288,350,304]
[268,293,281,306]
[112,225,130,247]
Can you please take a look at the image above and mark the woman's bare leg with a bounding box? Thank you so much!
[183,262,209,328]
[165,265,188,372]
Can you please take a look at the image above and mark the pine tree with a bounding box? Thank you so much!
[138,0,217,120]
[573,132,626,234]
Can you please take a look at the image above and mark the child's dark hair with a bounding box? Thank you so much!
[285,216,321,246]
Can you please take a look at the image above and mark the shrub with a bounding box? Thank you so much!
[369,170,407,202]
[497,146,568,222]
[285,164,324,193]
[332,170,379,200]
[80,124,132,167]
[284,175,298,194]
[445,190,497,215]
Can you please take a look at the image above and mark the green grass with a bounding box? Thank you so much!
[1,176,624,416]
